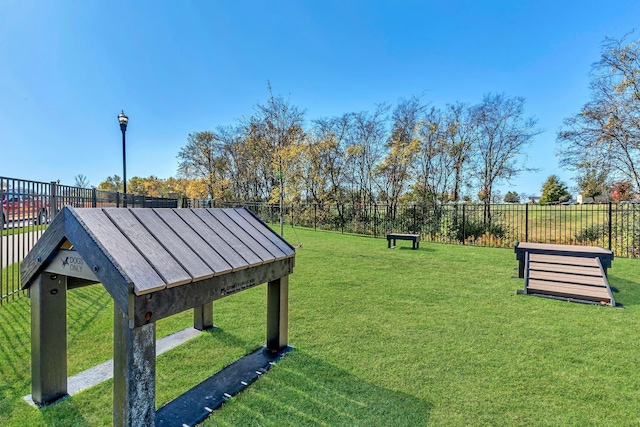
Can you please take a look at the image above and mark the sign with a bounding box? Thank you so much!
[44,250,98,282]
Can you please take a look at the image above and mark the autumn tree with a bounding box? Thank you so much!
[470,93,541,222]
[558,33,640,192]
[413,108,456,208]
[245,83,306,235]
[540,175,571,204]
[444,102,475,202]
[377,96,426,211]
[504,191,520,203]
[304,114,352,204]
[97,175,123,192]
[611,180,633,202]
[177,131,229,200]
[576,164,610,198]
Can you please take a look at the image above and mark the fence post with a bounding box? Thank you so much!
[525,203,529,242]
[49,181,59,219]
[462,204,466,244]
[116,192,120,208]
[91,189,97,208]
[413,204,417,233]
[608,202,613,251]
[374,204,378,237]
[314,204,317,231]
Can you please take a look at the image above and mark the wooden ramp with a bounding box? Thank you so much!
[517,252,616,306]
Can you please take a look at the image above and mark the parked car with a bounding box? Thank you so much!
[1,189,49,228]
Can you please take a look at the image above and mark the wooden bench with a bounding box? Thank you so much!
[387,233,420,250]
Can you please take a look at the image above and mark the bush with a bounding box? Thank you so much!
[574,225,606,244]
[455,218,507,242]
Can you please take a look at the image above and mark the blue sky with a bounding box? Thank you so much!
[1,1,639,197]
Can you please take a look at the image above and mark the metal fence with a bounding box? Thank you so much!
[1,176,178,305]
[203,200,640,259]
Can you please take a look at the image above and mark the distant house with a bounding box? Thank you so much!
[528,196,541,204]
[577,194,610,204]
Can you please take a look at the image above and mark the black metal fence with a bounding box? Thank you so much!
[1,176,178,305]
[204,200,640,258]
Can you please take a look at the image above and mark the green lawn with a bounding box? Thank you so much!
[2,227,640,426]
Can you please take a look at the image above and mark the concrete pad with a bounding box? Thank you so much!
[24,326,204,406]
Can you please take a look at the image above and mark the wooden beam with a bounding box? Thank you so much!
[194,302,214,331]
[31,273,68,406]
[113,305,156,427]
[20,209,68,289]
[267,275,289,352]
[133,258,293,328]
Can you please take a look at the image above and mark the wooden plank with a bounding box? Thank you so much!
[234,208,295,257]
[133,258,294,326]
[130,209,214,282]
[529,253,599,267]
[63,208,131,310]
[207,209,286,261]
[528,270,606,287]
[528,261,602,276]
[190,209,263,267]
[72,209,166,295]
[218,209,289,261]
[20,208,68,288]
[206,209,274,263]
[103,209,192,288]
[173,209,251,271]
[387,233,419,239]
[527,279,611,301]
[517,242,611,255]
[153,209,233,276]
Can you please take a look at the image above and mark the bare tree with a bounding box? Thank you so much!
[344,104,389,205]
[558,33,640,190]
[74,174,90,188]
[470,93,541,222]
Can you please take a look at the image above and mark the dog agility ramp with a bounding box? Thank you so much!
[517,252,616,306]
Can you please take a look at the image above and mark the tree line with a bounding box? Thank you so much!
[175,87,541,215]
[95,33,640,209]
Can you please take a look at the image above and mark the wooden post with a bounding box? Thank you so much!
[194,302,214,331]
[31,273,68,405]
[114,305,156,427]
[266,276,288,352]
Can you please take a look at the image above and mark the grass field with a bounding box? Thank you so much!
[2,227,640,426]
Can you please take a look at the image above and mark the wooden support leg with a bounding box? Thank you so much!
[114,305,156,427]
[194,302,214,331]
[267,276,289,352]
[31,273,68,406]
[518,259,525,278]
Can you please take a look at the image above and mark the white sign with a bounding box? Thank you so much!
[44,250,98,282]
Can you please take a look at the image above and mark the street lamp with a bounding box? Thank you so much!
[117,110,129,207]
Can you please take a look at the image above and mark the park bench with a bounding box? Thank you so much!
[20,206,296,426]
[387,233,420,250]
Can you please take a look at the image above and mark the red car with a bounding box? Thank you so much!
[1,189,49,228]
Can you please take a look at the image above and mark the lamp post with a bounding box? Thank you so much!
[117,110,129,207]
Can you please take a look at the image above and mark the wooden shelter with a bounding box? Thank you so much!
[20,206,295,426]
